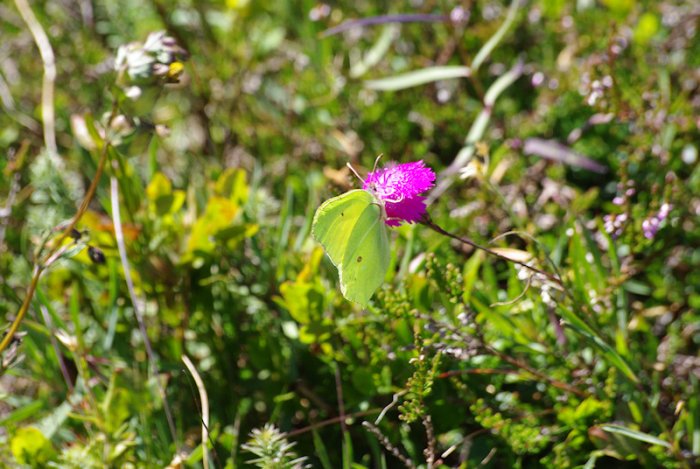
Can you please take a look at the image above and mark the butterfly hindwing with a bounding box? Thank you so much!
[339,200,390,305]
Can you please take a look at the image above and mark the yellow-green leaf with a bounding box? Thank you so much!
[11,427,56,466]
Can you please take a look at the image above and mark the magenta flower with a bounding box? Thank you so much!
[363,160,436,226]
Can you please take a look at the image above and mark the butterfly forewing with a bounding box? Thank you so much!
[312,190,373,267]
[311,189,390,306]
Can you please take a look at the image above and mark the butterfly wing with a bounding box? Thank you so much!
[312,190,373,266]
[339,199,390,306]
[312,190,390,306]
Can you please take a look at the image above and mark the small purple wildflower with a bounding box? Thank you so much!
[450,6,469,24]
[642,218,659,239]
[604,212,628,239]
[642,203,672,239]
[363,161,436,226]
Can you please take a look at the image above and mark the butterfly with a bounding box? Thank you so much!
[311,188,390,306]
[312,158,434,306]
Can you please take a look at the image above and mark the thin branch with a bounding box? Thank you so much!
[0,143,24,248]
[110,176,178,446]
[422,414,436,469]
[182,355,210,469]
[362,421,416,469]
[286,409,379,438]
[0,104,116,355]
[375,390,407,425]
[421,217,564,287]
[489,273,533,307]
[438,368,520,378]
[39,305,74,394]
[334,362,347,434]
[428,311,588,397]
[321,14,448,37]
[14,0,59,164]
[0,266,41,354]
[470,0,522,74]
[489,230,567,285]
[427,60,524,204]
[478,447,497,467]
[484,345,589,398]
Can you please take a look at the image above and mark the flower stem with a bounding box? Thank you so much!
[421,217,564,287]
[110,176,179,445]
[0,104,117,356]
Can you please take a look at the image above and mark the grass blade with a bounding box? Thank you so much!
[600,424,671,448]
[364,66,471,91]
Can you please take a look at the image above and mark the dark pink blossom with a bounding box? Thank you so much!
[363,161,436,226]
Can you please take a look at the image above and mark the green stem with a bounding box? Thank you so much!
[0,104,117,355]
[427,60,524,204]
[471,0,522,74]
[421,217,564,287]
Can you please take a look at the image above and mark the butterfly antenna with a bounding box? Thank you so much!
[346,162,365,183]
[372,153,383,172]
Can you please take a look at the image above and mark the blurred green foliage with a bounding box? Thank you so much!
[0,0,698,468]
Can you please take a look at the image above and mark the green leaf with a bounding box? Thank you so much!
[351,367,377,396]
[184,196,242,259]
[37,399,72,439]
[600,424,671,448]
[215,168,249,205]
[462,250,484,304]
[342,430,353,469]
[313,430,334,469]
[278,248,327,324]
[471,0,522,73]
[364,66,471,91]
[0,400,44,427]
[279,281,323,324]
[10,427,56,466]
[350,25,399,78]
[558,305,639,384]
[146,172,185,216]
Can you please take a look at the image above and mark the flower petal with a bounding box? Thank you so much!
[364,161,435,201]
[363,160,435,226]
[385,195,428,226]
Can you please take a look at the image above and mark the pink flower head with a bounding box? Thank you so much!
[363,160,436,226]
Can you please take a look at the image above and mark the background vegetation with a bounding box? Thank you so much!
[0,0,698,467]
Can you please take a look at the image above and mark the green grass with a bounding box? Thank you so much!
[0,0,698,467]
